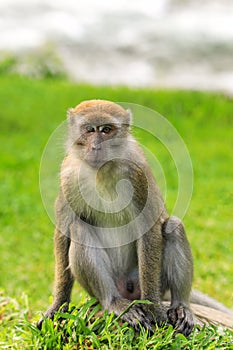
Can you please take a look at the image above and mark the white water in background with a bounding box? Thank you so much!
[0,0,232,94]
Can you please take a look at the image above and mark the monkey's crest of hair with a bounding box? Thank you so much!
[68,99,131,122]
[69,100,114,114]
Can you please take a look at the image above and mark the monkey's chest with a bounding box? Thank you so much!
[66,176,139,225]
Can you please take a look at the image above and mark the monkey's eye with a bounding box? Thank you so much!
[85,125,96,133]
[99,125,112,134]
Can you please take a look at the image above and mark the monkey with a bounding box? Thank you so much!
[37,100,232,336]
[37,100,194,335]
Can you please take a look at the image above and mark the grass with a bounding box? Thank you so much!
[0,74,233,348]
[1,294,233,349]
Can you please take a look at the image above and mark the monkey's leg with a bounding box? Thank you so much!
[37,228,74,329]
[69,223,155,332]
[161,216,195,336]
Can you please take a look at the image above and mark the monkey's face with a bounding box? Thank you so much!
[67,101,132,168]
[75,121,128,167]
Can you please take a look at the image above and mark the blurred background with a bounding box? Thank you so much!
[0,0,232,95]
[1,1,233,347]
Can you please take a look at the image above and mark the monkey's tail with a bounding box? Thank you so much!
[190,289,233,315]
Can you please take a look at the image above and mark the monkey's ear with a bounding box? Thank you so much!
[126,109,133,126]
[67,108,76,126]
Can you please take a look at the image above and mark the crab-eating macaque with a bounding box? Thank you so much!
[37,100,232,336]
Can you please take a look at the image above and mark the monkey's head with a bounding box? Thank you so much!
[67,100,132,167]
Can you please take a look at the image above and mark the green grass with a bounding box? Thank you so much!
[0,75,233,348]
[1,294,233,349]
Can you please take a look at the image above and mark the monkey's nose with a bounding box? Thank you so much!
[92,143,101,151]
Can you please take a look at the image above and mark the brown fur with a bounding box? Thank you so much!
[69,100,128,117]
[38,100,196,336]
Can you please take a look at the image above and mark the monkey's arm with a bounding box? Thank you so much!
[51,227,74,310]
[137,221,167,324]
[37,227,74,329]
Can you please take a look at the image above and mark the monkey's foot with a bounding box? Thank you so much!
[167,305,194,336]
[37,302,69,330]
[121,304,156,332]
[122,304,166,333]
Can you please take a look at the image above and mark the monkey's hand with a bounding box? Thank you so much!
[37,302,69,330]
[121,303,167,333]
[167,305,195,337]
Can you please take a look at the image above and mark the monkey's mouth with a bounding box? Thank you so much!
[84,147,120,168]
[84,152,107,168]
[87,159,106,168]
